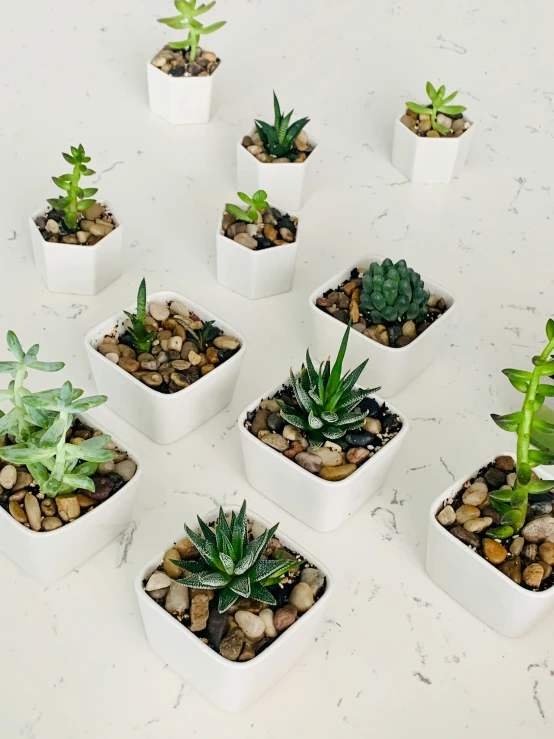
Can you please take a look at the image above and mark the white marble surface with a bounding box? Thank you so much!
[1,0,554,736]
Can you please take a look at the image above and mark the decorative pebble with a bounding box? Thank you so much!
[346,447,370,465]
[482,538,508,564]
[235,611,265,640]
[213,335,240,351]
[455,505,481,524]
[300,567,325,596]
[24,493,41,532]
[9,500,27,524]
[259,608,277,638]
[114,459,137,482]
[282,424,303,441]
[499,557,522,584]
[464,516,492,533]
[56,495,80,523]
[42,516,63,531]
[295,451,323,474]
[523,563,544,588]
[510,536,525,556]
[462,482,488,507]
[437,505,456,526]
[149,302,170,322]
[522,543,538,561]
[310,447,342,467]
[319,464,357,481]
[0,464,17,489]
[190,593,210,632]
[219,628,245,661]
[522,516,554,543]
[261,434,290,452]
[539,541,554,565]
[363,418,381,434]
[450,526,480,548]
[273,604,298,632]
[145,571,172,594]
[289,582,314,612]
[484,467,506,488]
[234,233,257,249]
[163,548,183,578]
[495,455,515,471]
[165,582,189,617]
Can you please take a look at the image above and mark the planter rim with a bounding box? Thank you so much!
[0,412,142,540]
[147,56,222,80]
[135,503,333,669]
[429,450,554,600]
[238,129,319,166]
[395,113,476,141]
[218,201,299,255]
[238,379,409,489]
[308,253,458,354]
[84,290,246,402]
[30,199,121,253]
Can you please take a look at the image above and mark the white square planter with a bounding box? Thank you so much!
[147,59,220,125]
[215,207,299,300]
[426,452,554,638]
[308,255,457,398]
[30,201,123,295]
[135,504,333,712]
[236,132,319,211]
[391,115,476,184]
[0,414,141,582]
[238,382,409,532]
[85,291,245,445]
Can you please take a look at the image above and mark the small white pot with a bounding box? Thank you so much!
[85,291,245,445]
[308,254,457,398]
[238,382,409,532]
[147,58,220,125]
[236,133,319,211]
[215,207,299,300]
[391,115,476,184]
[135,504,333,712]
[0,414,141,582]
[426,452,554,638]
[29,201,123,295]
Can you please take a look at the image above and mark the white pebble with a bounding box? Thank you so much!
[289,582,314,613]
[0,465,17,490]
[169,336,183,352]
[259,608,277,638]
[145,571,172,592]
[235,610,265,639]
[170,300,189,317]
[149,302,170,322]
[106,352,120,364]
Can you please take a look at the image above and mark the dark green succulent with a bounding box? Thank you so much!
[124,279,156,354]
[276,323,379,448]
[172,501,300,613]
[360,259,429,325]
[185,320,220,352]
[255,92,310,160]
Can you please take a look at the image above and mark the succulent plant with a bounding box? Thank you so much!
[360,259,429,325]
[124,279,156,354]
[255,92,310,160]
[0,332,113,497]
[225,190,269,224]
[157,1,226,62]
[181,319,220,353]
[276,323,379,448]
[489,320,554,539]
[406,82,466,135]
[47,144,98,232]
[172,501,300,612]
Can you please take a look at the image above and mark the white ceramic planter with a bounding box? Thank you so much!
[0,414,141,582]
[308,255,457,398]
[215,206,299,300]
[30,201,123,295]
[238,382,409,532]
[236,133,319,211]
[426,451,554,638]
[135,504,333,712]
[147,58,220,125]
[85,291,245,445]
[391,114,476,184]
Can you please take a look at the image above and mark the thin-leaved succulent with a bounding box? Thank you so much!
[225,190,269,224]
[0,332,113,498]
[47,144,98,232]
[360,258,429,325]
[183,319,220,352]
[255,92,310,160]
[406,82,466,135]
[124,279,156,354]
[489,319,554,538]
[277,324,379,448]
[172,501,300,612]
[158,1,226,62]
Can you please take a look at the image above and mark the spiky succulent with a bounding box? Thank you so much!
[406,82,466,134]
[360,259,429,325]
[124,279,156,354]
[184,320,220,352]
[276,324,379,448]
[172,501,299,613]
[255,92,310,160]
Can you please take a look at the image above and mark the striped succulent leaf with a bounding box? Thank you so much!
[254,92,310,159]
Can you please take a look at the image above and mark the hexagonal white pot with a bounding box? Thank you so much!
[426,451,554,638]
[215,206,300,300]
[0,414,142,582]
[308,255,457,398]
[29,201,123,295]
[147,58,220,125]
[391,114,476,184]
[236,132,319,211]
[238,382,409,531]
[135,504,333,712]
[84,291,246,445]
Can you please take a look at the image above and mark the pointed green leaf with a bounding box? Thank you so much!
[196,516,218,546]
[491,412,523,432]
[249,582,277,606]
[405,102,431,116]
[231,501,247,560]
[6,332,24,361]
[229,574,251,597]
[217,586,240,613]
[532,417,554,434]
[173,560,210,574]
[528,479,554,494]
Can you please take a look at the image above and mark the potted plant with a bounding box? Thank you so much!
[148,1,226,125]
[0,332,141,581]
[238,324,408,531]
[427,320,554,637]
[29,144,123,295]
[237,92,317,211]
[136,500,332,711]
[85,279,245,445]
[216,189,300,300]
[391,82,476,184]
[309,255,457,397]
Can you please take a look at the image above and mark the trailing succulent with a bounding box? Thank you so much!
[489,320,554,539]
[406,82,466,135]
[360,259,429,325]
[0,332,113,498]
[277,324,379,448]
[172,501,300,613]
[255,92,310,160]
[225,190,269,224]
[48,144,98,232]
[157,1,226,62]
[124,279,156,354]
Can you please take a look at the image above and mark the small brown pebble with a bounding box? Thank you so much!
[273,604,297,632]
[495,456,515,471]
[346,447,370,465]
[523,563,544,588]
[539,541,554,565]
[510,536,525,556]
[319,464,357,481]
[455,505,480,524]
[426,130,440,138]
[482,538,508,565]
